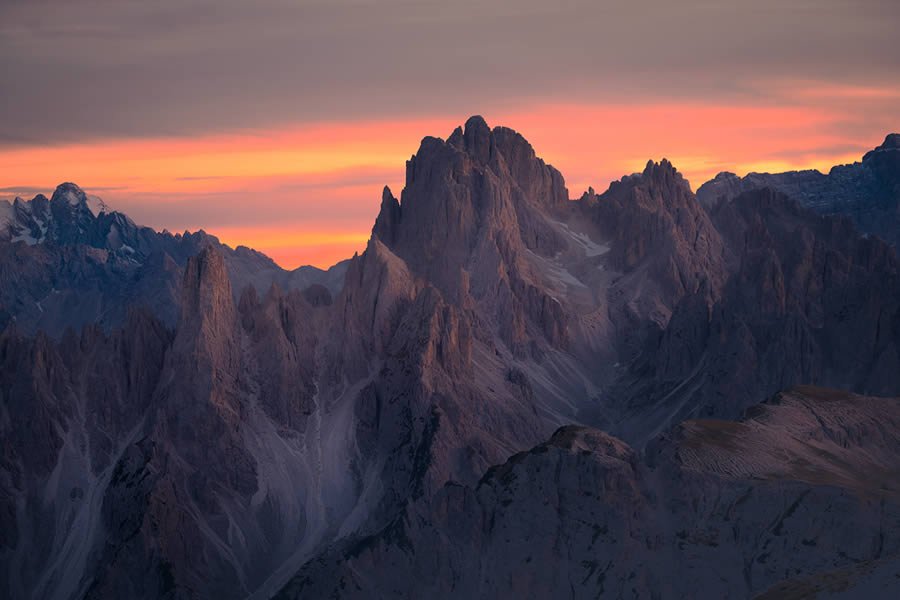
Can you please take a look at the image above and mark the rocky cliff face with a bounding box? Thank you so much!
[0,246,368,600]
[372,116,571,358]
[2,119,900,600]
[0,215,563,599]
[579,159,728,359]
[611,187,900,444]
[696,133,900,247]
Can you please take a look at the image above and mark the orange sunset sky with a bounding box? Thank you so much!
[2,1,899,269]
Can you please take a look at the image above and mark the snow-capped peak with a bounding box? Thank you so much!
[51,182,89,210]
[86,194,110,217]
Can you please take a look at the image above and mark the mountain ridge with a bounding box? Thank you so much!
[0,182,349,337]
[1,118,899,599]
[697,132,900,248]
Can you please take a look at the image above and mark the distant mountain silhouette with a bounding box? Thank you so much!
[697,133,900,247]
[0,182,347,336]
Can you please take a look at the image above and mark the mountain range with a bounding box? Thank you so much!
[1,117,899,599]
[0,183,347,338]
[697,133,900,247]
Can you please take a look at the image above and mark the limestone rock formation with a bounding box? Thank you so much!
[580,159,728,360]
[2,119,900,600]
[612,187,900,443]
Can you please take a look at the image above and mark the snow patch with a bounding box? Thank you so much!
[553,220,610,257]
[63,189,81,207]
[85,194,109,216]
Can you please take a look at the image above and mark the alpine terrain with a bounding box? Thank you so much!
[2,117,899,599]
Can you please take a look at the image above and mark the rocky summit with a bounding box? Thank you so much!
[2,118,900,599]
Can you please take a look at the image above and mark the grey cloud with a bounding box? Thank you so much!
[0,186,48,195]
[171,167,397,189]
[1,0,899,148]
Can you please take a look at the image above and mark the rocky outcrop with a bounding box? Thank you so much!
[576,159,728,362]
[278,387,900,600]
[612,187,900,443]
[592,160,725,283]
[372,115,571,357]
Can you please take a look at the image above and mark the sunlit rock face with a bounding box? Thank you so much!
[1,119,900,600]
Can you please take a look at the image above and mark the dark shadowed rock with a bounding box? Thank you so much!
[612,187,900,443]
[277,387,900,600]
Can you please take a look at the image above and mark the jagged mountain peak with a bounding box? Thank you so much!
[371,185,400,246]
[177,244,237,352]
[588,154,728,320]
[602,158,694,203]
[640,157,690,189]
[12,194,50,214]
[464,113,489,131]
[463,114,491,161]
[375,117,570,275]
[181,245,233,314]
[862,131,900,181]
[419,115,568,205]
[49,181,109,219]
[873,132,900,151]
[404,116,567,212]
[445,115,490,153]
[601,158,698,213]
[698,132,900,247]
[50,181,88,207]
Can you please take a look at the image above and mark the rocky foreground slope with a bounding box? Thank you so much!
[280,387,900,599]
[1,117,899,599]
